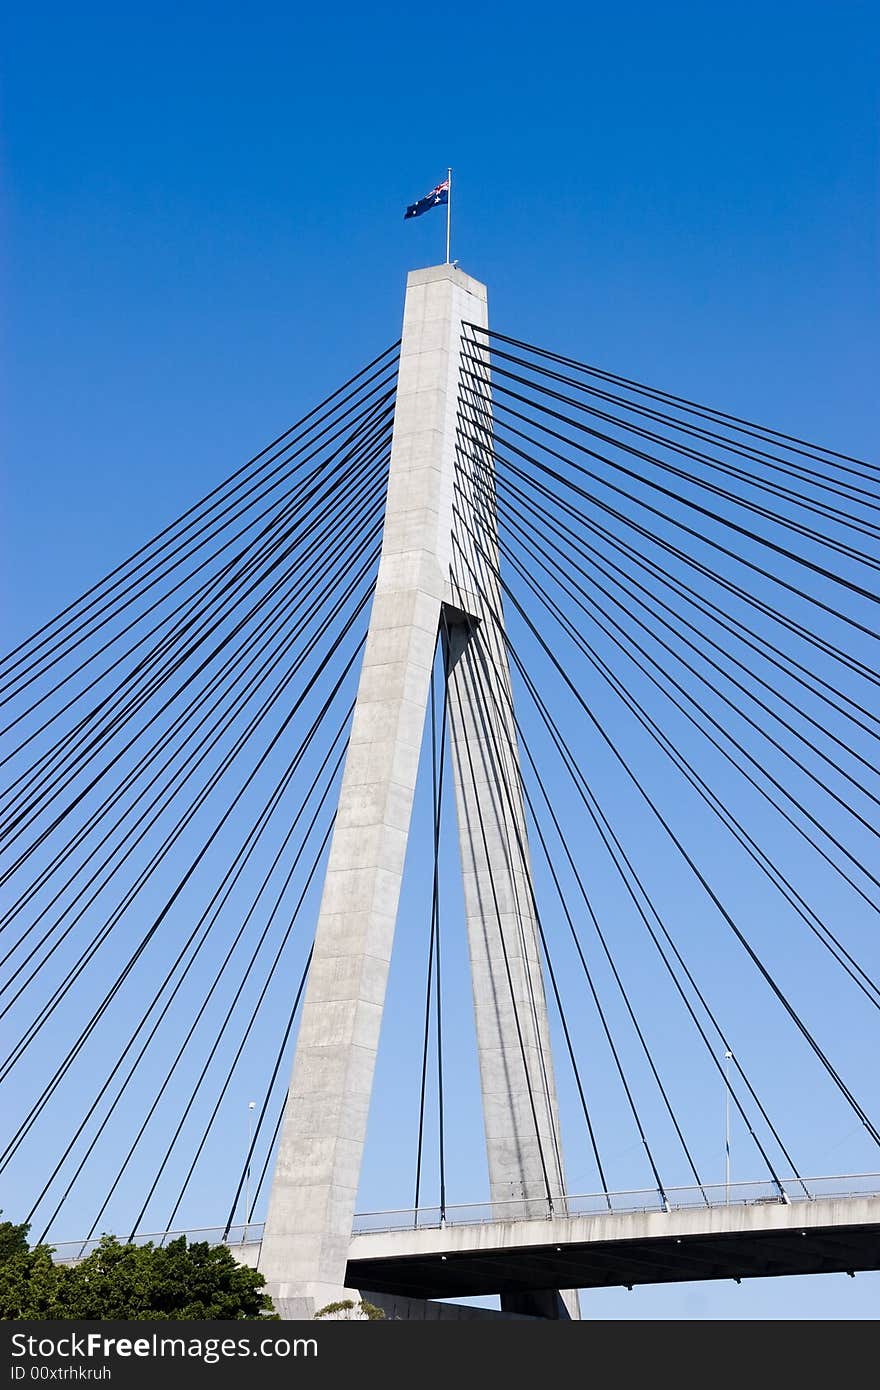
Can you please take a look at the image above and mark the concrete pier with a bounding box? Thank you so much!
[260,265,573,1318]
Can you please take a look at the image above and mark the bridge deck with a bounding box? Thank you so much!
[345,1195,880,1298]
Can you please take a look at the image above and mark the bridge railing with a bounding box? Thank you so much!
[47,1173,880,1255]
[350,1172,880,1233]
[50,1223,266,1264]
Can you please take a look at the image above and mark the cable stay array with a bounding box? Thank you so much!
[413,324,879,1214]
[2,320,878,1251]
[0,347,398,1243]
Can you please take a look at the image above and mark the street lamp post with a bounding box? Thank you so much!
[244,1100,256,1240]
[724,1051,733,1203]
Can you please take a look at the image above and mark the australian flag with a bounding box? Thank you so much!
[404,178,449,220]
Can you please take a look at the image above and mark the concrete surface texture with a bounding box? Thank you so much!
[258,265,575,1319]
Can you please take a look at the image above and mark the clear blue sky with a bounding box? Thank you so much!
[2,1,879,1319]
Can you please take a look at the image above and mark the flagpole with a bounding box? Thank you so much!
[445,167,452,264]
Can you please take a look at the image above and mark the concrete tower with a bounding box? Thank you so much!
[259,265,577,1319]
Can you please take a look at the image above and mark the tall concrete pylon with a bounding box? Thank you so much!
[259,265,577,1319]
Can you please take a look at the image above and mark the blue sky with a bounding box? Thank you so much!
[2,1,879,1318]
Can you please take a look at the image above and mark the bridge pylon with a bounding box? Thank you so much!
[259,265,578,1319]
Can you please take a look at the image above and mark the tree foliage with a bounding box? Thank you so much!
[0,1219,277,1320]
[314,1297,385,1320]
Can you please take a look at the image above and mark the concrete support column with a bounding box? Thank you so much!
[260,262,576,1320]
[259,265,488,1314]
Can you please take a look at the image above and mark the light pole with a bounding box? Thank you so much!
[724,1051,733,1203]
[244,1100,256,1239]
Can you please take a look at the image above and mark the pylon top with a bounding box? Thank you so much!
[405,262,488,303]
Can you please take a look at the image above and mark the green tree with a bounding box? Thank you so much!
[0,1225,72,1321]
[0,1219,29,1263]
[314,1298,385,1320]
[0,1220,276,1320]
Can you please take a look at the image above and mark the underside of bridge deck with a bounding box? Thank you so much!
[345,1206,880,1300]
